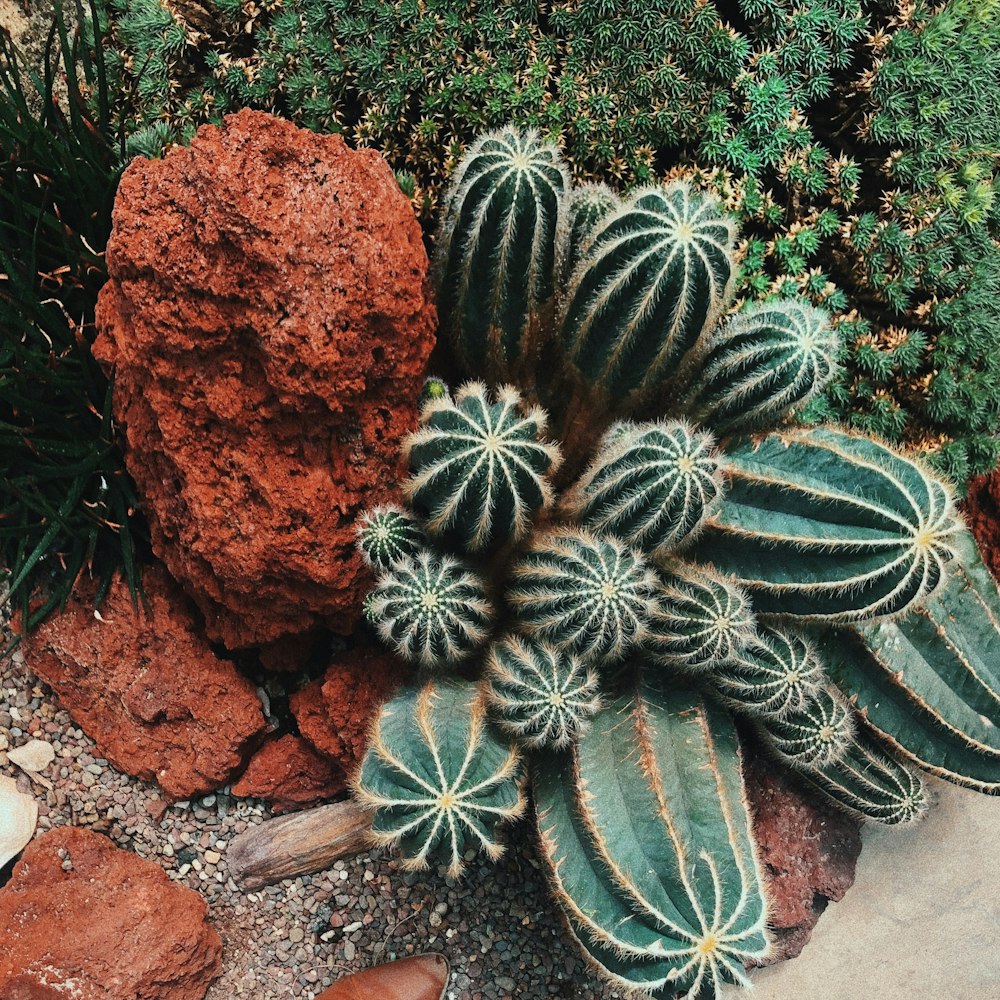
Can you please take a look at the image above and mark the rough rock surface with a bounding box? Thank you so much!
[231,734,347,813]
[18,566,266,801]
[743,750,862,965]
[0,826,222,1000]
[963,469,1000,581]
[291,645,412,775]
[93,109,437,648]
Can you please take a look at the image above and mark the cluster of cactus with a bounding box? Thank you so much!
[353,127,1000,999]
[101,0,1000,478]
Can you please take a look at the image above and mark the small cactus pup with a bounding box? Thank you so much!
[688,298,840,433]
[564,420,724,558]
[558,182,738,412]
[355,505,427,572]
[432,126,570,384]
[404,382,561,552]
[367,550,494,668]
[355,678,525,877]
[485,634,602,749]
[556,181,620,287]
[533,677,770,997]
[759,685,855,769]
[507,528,659,664]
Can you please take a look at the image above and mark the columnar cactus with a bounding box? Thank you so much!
[404,381,561,552]
[564,420,724,557]
[432,127,570,382]
[355,679,525,876]
[353,125,1000,1000]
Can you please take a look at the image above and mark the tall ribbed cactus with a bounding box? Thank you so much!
[559,182,737,409]
[759,686,855,768]
[689,299,839,434]
[689,427,961,621]
[432,127,570,382]
[404,382,561,552]
[533,678,770,997]
[355,679,525,877]
[565,420,724,557]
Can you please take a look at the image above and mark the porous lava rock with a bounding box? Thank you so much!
[93,108,437,649]
[231,734,347,813]
[743,750,862,965]
[291,645,412,775]
[0,826,221,1000]
[18,565,266,801]
[963,468,1000,581]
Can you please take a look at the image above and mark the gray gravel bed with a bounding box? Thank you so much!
[1,635,620,999]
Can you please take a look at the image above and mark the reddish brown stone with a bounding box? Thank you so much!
[0,827,221,1000]
[963,468,1000,581]
[232,734,347,813]
[93,109,437,649]
[743,750,862,964]
[19,566,266,801]
[315,954,449,1000]
[291,645,412,776]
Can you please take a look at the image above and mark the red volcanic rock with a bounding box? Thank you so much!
[963,469,1000,581]
[291,645,412,776]
[19,566,266,801]
[315,954,449,1000]
[0,827,221,1000]
[93,109,437,649]
[743,751,862,964]
[232,734,347,813]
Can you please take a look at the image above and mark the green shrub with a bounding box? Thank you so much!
[0,2,147,632]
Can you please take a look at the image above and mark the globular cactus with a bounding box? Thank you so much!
[689,427,961,621]
[564,420,724,558]
[711,625,826,719]
[485,635,602,749]
[356,505,427,571]
[404,382,561,552]
[644,563,756,670]
[507,528,659,664]
[556,181,620,287]
[355,679,525,877]
[533,678,770,997]
[759,686,855,768]
[800,727,929,825]
[432,127,570,382]
[559,182,737,410]
[367,550,493,668]
[688,299,839,434]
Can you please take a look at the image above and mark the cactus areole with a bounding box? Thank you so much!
[353,127,1000,999]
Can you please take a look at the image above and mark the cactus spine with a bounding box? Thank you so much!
[356,505,426,571]
[759,686,854,768]
[432,127,570,382]
[355,679,525,877]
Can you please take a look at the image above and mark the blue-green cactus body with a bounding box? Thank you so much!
[645,563,756,670]
[507,528,659,664]
[355,678,525,877]
[566,420,724,558]
[690,298,839,434]
[689,427,961,621]
[533,677,770,997]
[356,505,427,571]
[759,686,855,768]
[557,181,620,287]
[404,382,560,552]
[432,127,570,382]
[368,551,494,668]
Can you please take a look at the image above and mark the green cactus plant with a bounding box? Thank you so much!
[354,678,525,877]
[351,126,1000,1000]
[355,505,427,572]
[403,381,561,552]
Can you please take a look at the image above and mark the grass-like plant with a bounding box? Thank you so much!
[0,1,147,632]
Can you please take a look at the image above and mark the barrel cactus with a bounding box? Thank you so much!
[353,125,1000,998]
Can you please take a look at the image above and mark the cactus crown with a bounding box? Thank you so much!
[354,126,1000,999]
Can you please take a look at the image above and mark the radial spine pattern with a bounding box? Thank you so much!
[356,505,427,571]
[760,686,855,768]
[404,382,561,552]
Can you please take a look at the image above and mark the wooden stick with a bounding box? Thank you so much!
[227,799,373,889]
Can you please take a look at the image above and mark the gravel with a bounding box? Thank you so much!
[1,628,621,999]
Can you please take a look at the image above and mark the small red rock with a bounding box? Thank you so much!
[0,827,222,1000]
[743,749,862,964]
[963,469,1000,581]
[93,109,437,649]
[291,645,412,774]
[18,566,266,801]
[315,954,449,1000]
[232,734,347,813]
